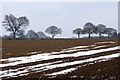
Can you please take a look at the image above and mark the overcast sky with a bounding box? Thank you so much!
[0,2,118,38]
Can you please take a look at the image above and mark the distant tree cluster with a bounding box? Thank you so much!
[26,30,51,40]
[73,22,118,38]
[2,14,62,40]
[2,14,119,40]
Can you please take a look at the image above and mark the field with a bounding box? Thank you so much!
[0,38,120,80]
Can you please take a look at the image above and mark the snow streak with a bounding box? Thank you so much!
[0,41,119,79]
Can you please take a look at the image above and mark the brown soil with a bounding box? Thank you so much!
[2,49,119,71]
[2,38,118,58]
[1,38,120,80]
[4,58,120,80]
[60,57,120,80]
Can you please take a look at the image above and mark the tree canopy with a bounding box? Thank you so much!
[73,28,82,38]
[2,14,29,39]
[83,22,95,38]
[96,24,106,38]
[45,26,62,38]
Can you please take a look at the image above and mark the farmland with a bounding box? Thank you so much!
[0,38,120,80]
[2,38,118,58]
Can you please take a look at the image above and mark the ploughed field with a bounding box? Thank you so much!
[1,38,120,79]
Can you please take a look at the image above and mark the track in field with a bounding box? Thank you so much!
[0,41,119,79]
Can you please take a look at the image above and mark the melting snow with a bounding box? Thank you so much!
[95,41,116,45]
[0,53,118,78]
[0,42,119,78]
[0,46,119,68]
[46,68,76,76]
[45,53,118,76]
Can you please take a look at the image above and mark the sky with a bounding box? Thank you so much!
[0,1,118,38]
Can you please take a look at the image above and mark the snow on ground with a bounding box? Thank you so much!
[95,41,116,44]
[46,68,76,76]
[0,46,119,68]
[0,53,118,78]
[0,41,119,78]
[45,53,118,76]
[0,61,63,78]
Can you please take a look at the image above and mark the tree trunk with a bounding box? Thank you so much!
[108,34,110,38]
[52,35,55,39]
[13,32,16,40]
[78,34,80,38]
[99,33,101,38]
[88,33,91,38]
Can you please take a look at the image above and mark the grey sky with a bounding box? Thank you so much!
[1,2,118,38]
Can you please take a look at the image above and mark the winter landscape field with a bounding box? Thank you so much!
[0,39,120,80]
[0,1,119,80]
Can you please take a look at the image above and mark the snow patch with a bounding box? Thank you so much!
[46,68,76,76]
[0,46,119,68]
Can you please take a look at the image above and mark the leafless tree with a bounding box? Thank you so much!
[37,31,47,39]
[45,26,62,38]
[96,24,106,38]
[83,22,95,38]
[27,30,39,40]
[73,28,82,38]
[104,28,117,38]
[2,14,29,39]
[16,30,26,39]
[118,33,120,38]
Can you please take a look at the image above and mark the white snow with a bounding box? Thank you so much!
[95,41,116,45]
[0,53,118,78]
[45,53,118,76]
[28,52,38,55]
[0,41,119,78]
[93,45,107,49]
[0,61,62,78]
[0,46,119,68]
[46,68,76,76]
[61,46,88,51]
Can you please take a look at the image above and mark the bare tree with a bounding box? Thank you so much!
[37,31,47,39]
[2,14,29,39]
[118,33,120,38]
[111,32,118,38]
[27,30,39,40]
[96,24,106,38]
[73,28,82,38]
[2,35,11,40]
[16,30,26,39]
[83,22,95,38]
[104,28,117,38]
[45,26,62,38]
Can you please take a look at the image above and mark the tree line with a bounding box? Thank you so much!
[1,14,119,40]
[73,23,118,38]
